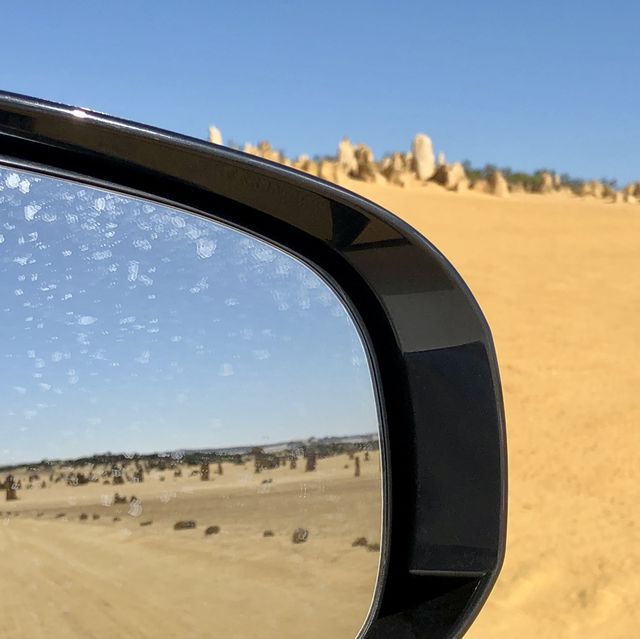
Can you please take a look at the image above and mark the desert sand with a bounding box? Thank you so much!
[344,180,640,638]
[0,451,381,639]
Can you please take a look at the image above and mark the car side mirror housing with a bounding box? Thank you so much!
[0,91,506,639]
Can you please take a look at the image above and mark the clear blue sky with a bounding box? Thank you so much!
[0,167,378,465]
[1,1,637,185]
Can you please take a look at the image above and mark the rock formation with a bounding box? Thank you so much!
[432,162,467,191]
[318,160,337,182]
[538,172,555,194]
[208,126,222,146]
[242,142,258,156]
[257,141,282,163]
[337,138,358,176]
[471,178,491,194]
[381,152,414,187]
[353,144,384,183]
[623,182,639,204]
[305,450,317,472]
[489,170,510,197]
[411,133,436,181]
[579,181,605,198]
[292,528,309,544]
[212,130,627,203]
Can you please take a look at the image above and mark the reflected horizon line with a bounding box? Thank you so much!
[0,431,379,470]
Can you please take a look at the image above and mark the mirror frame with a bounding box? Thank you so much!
[0,91,506,639]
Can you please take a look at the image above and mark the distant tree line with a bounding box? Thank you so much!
[462,160,618,193]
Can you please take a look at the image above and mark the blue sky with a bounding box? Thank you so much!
[1,1,637,185]
[0,167,378,464]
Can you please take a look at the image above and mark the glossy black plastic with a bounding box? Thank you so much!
[0,91,507,639]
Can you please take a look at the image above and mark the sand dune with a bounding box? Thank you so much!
[345,180,640,638]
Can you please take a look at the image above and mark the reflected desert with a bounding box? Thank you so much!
[0,447,381,639]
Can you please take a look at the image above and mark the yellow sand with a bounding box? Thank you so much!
[0,453,381,639]
[345,180,640,638]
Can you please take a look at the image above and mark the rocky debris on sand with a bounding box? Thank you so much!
[292,528,309,544]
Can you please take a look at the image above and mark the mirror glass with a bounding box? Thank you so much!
[0,166,382,638]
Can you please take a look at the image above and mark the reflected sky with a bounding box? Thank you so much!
[0,167,378,464]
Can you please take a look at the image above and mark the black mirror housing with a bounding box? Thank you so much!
[0,91,506,639]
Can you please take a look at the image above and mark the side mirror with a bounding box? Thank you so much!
[0,91,506,638]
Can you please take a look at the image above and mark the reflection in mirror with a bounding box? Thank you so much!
[0,167,382,638]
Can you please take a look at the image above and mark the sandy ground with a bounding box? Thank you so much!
[0,452,381,639]
[345,180,640,638]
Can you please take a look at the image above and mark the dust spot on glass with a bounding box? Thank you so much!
[218,363,234,377]
[24,204,40,221]
[5,173,21,189]
[196,237,217,259]
[135,351,151,365]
